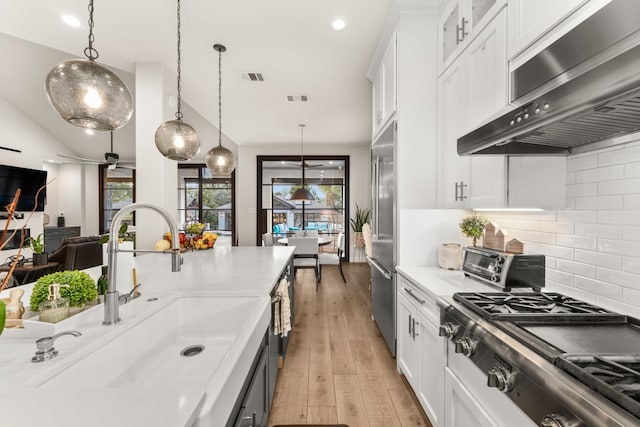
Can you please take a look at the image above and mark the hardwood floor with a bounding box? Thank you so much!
[269,263,432,427]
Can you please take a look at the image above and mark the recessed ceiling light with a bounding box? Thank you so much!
[61,14,81,27]
[85,129,95,135]
[330,17,347,31]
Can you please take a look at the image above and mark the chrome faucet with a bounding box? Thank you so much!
[103,203,182,325]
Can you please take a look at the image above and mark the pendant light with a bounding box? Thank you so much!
[155,0,201,161]
[205,44,237,175]
[290,124,315,202]
[45,0,133,131]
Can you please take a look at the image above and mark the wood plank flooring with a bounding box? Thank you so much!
[269,263,432,427]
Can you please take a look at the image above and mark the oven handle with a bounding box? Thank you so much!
[404,288,425,305]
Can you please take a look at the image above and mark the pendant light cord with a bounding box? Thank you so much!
[218,47,222,147]
[300,124,306,186]
[84,0,99,60]
[175,0,183,120]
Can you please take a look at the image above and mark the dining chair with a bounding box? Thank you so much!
[288,236,319,290]
[262,232,274,246]
[319,232,346,283]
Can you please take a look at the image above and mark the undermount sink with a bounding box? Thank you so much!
[35,296,268,390]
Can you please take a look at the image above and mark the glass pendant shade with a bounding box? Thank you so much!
[45,59,133,131]
[205,145,236,175]
[290,187,314,202]
[155,119,201,161]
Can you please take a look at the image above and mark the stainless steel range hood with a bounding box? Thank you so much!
[458,0,640,156]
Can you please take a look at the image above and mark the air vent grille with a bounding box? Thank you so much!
[286,95,309,102]
[241,72,264,82]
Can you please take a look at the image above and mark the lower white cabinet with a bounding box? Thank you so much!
[396,274,445,427]
[444,368,496,427]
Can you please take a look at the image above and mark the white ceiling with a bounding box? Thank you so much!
[0,0,392,162]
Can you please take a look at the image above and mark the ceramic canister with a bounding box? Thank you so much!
[438,243,463,270]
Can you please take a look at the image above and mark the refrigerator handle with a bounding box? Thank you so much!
[367,256,392,279]
[373,156,381,237]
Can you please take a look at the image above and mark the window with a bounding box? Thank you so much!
[178,165,236,246]
[99,166,135,234]
[257,156,349,259]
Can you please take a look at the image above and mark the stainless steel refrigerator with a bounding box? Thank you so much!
[369,122,396,356]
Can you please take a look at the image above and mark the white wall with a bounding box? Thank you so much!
[236,142,371,259]
[482,140,640,317]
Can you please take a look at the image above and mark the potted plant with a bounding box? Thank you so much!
[459,214,489,247]
[350,204,371,248]
[30,270,97,313]
[28,233,48,265]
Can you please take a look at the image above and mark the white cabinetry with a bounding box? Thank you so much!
[438,0,506,73]
[444,368,496,427]
[372,33,397,139]
[396,273,445,427]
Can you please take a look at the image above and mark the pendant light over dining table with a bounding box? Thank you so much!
[155,0,201,161]
[289,124,315,202]
[205,44,237,175]
[45,0,133,131]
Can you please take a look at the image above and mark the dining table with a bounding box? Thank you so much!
[277,236,333,246]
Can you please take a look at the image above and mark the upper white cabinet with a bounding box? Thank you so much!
[372,33,397,138]
[438,0,506,73]
[508,0,611,63]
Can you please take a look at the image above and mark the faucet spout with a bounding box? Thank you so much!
[103,203,181,325]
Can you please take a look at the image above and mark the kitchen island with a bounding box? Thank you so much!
[0,246,294,427]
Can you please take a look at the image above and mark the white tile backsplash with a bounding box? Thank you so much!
[482,142,640,316]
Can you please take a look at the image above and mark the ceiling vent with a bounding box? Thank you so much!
[286,95,309,102]
[241,72,264,82]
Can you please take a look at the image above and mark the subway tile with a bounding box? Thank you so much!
[598,145,640,166]
[598,238,640,256]
[545,256,556,269]
[557,210,597,224]
[574,276,623,301]
[547,268,575,286]
[624,225,640,242]
[566,182,597,197]
[566,172,576,185]
[597,267,640,290]
[522,241,540,253]
[565,197,576,209]
[556,259,596,278]
[512,220,540,231]
[622,288,640,307]
[598,177,640,195]
[596,295,640,317]
[576,165,624,183]
[623,257,640,274]
[575,223,622,239]
[575,195,623,210]
[539,221,574,234]
[567,154,598,171]
[524,231,557,245]
[598,210,640,225]
[575,249,622,269]
[538,243,574,260]
[626,161,640,178]
[625,195,640,209]
[557,234,597,250]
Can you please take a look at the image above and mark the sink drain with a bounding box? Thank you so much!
[181,345,205,357]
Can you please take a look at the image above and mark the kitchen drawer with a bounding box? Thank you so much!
[398,273,439,327]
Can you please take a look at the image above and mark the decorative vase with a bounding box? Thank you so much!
[354,231,365,248]
[32,253,48,266]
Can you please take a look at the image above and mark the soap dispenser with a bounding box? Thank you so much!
[39,283,70,323]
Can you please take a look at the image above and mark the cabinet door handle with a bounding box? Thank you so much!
[455,181,468,201]
[460,17,469,40]
[242,413,256,427]
[456,24,463,44]
[414,320,420,339]
[409,314,413,336]
[404,288,425,304]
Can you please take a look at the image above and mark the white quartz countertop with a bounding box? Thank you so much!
[0,246,294,427]
[396,265,497,300]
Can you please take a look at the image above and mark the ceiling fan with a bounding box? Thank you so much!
[57,131,135,170]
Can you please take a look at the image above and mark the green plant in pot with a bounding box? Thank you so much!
[459,214,489,247]
[350,204,371,248]
[30,270,97,312]
[28,233,48,265]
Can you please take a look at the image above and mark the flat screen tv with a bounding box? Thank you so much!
[0,164,47,212]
